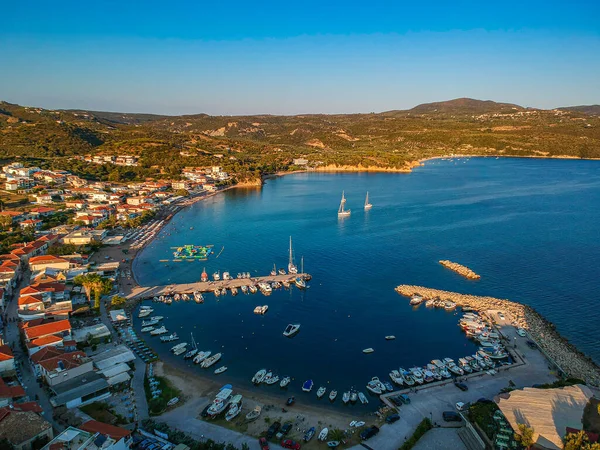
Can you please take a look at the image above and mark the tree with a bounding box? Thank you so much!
[0,215,12,231]
[74,273,113,309]
[564,431,589,450]
[175,189,189,197]
[111,295,127,307]
[329,429,345,442]
[514,424,535,449]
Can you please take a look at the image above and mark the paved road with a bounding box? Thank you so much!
[157,397,283,450]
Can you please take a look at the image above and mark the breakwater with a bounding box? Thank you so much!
[439,260,481,279]
[396,285,600,386]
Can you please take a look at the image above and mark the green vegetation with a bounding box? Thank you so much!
[80,401,126,425]
[468,402,500,439]
[110,295,127,308]
[583,398,600,435]
[47,240,102,256]
[514,424,535,449]
[564,430,600,450]
[0,228,34,253]
[533,378,586,389]
[144,375,180,416]
[174,188,190,197]
[399,418,432,450]
[73,273,113,309]
[97,210,155,229]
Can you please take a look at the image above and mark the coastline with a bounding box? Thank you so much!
[396,285,600,386]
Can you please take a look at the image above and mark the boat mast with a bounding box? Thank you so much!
[289,236,293,266]
[365,191,369,207]
[301,256,304,274]
[339,191,346,213]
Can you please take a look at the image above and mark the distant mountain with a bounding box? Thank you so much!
[557,105,600,116]
[405,98,524,115]
[64,109,171,125]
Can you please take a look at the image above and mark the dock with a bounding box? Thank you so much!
[128,273,310,300]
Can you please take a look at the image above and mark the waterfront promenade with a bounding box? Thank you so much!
[127,273,310,300]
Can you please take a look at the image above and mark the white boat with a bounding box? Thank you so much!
[283,324,301,337]
[354,421,365,427]
[329,390,337,401]
[173,346,187,356]
[363,348,374,354]
[390,370,404,385]
[342,392,350,403]
[201,353,222,368]
[225,402,241,421]
[280,376,291,388]
[410,367,425,384]
[150,326,168,336]
[318,428,329,441]
[193,351,211,364]
[366,377,383,394]
[337,191,351,217]
[252,369,267,384]
[258,282,272,294]
[263,371,273,384]
[138,309,152,318]
[184,348,198,359]
[207,388,232,416]
[193,291,204,303]
[231,287,238,296]
[142,319,159,327]
[166,397,179,407]
[364,192,372,210]
[409,295,423,305]
[240,285,248,294]
[358,392,368,404]
[214,366,227,374]
[265,374,279,385]
[350,391,358,402]
[161,333,178,342]
[213,271,220,281]
[401,368,416,386]
[316,387,326,398]
[150,316,163,321]
[141,326,155,333]
[223,272,231,280]
[171,343,187,352]
[385,335,396,340]
[245,405,261,421]
[253,305,268,314]
[294,277,306,289]
[248,285,257,294]
[288,236,298,274]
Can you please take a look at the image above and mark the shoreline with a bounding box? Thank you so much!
[396,285,600,386]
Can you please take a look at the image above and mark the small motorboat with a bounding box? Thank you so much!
[390,370,404,385]
[302,379,313,392]
[214,366,227,374]
[280,376,291,388]
[278,268,286,275]
[385,335,396,340]
[349,421,356,427]
[329,390,337,401]
[283,324,301,337]
[383,381,395,392]
[225,402,241,421]
[354,421,365,428]
[200,352,221,368]
[342,392,350,403]
[265,374,280,385]
[286,396,295,406]
[252,369,267,384]
[304,427,316,442]
[141,326,155,333]
[166,397,179,407]
[350,391,358,402]
[245,406,261,421]
[193,351,211,364]
[183,348,198,360]
[358,392,368,404]
[318,428,328,441]
[327,441,340,448]
[363,348,375,354]
[316,387,326,398]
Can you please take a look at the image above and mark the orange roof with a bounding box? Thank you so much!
[20,286,43,296]
[23,320,70,340]
[29,255,67,264]
[38,351,86,372]
[27,335,64,349]
[18,295,44,306]
[33,282,65,293]
[30,346,64,364]
[0,254,20,262]
[0,346,14,362]
[80,420,131,441]
[0,267,15,274]
[30,207,55,214]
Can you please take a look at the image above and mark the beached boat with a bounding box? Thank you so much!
[283,324,301,337]
[280,376,291,388]
[207,388,232,416]
[225,401,241,421]
[364,192,372,210]
[342,391,350,403]
[316,387,326,398]
[245,406,261,421]
[329,390,337,401]
[302,380,313,392]
[252,369,267,384]
[327,441,340,448]
[194,351,211,364]
[167,397,179,407]
[358,392,368,404]
[338,191,351,217]
[354,421,365,428]
[363,348,374,354]
[286,396,295,406]
[215,366,227,374]
[318,428,329,442]
[201,353,222,368]
[304,427,316,442]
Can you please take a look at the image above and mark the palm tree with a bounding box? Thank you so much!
[328,429,345,442]
[74,273,113,309]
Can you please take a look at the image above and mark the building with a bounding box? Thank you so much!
[0,409,53,450]
[43,422,131,450]
[20,219,43,230]
[0,378,25,406]
[29,255,71,272]
[293,158,309,166]
[38,351,93,387]
[0,345,16,376]
[5,178,36,191]
[50,371,110,408]
[72,324,111,343]
[23,319,72,348]
[62,230,107,245]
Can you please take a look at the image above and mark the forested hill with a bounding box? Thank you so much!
[1,98,599,182]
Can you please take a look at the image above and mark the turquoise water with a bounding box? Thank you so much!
[134,157,600,407]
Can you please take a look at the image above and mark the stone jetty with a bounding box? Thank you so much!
[396,285,600,386]
[439,260,481,279]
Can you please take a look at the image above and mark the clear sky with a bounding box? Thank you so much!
[1,0,599,115]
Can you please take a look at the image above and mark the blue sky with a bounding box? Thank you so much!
[1,0,599,115]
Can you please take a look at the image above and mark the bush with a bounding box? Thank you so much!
[468,402,499,439]
[399,418,432,450]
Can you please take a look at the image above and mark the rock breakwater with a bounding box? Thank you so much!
[439,260,481,279]
[396,285,600,386]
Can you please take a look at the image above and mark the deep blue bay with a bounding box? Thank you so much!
[133,157,600,408]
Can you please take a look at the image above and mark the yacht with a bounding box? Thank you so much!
[316,387,326,398]
[252,369,267,384]
[138,309,152,318]
[288,237,298,274]
[385,335,396,340]
[201,353,222,368]
[389,370,404,385]
[280,376,291,388]
[302,379,314,392]
[410,367,425,384]
[141,326,155,333]
[364,192,372,210]
[366,377,384,394]
[193,351,211,364]
[213,271,221,281]
[142,319,159,327]
[329,390,338,401]
[150,326,168,336]
[338,191,351,217]
[283,324,301,337]
[401,368,416,386]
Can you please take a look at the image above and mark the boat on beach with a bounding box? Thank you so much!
[318,428,329,441]
[304,427,316,442]
[245,406,261,421]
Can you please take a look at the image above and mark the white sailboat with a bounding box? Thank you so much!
[288,236,298,274]
[338,191,351,217]
[364,191,372,210]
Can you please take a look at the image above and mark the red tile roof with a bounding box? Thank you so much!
[27,335,64,349]
[80,420,132,441]
[0,346,14,362]
[30,346,64,364]
[18,295,44,306]
[29,256,68,264]
[3,402,43,413]
[23,320,70,340]
[38,351,87,372]
[0,379,25,399]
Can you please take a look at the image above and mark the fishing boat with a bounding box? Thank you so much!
[358,392,368,404]
[342,391,350,403]
[283,324,301,337]
[201,353,222,368]
[245,406,261,421]
[150,326,168,336]
[385,335,396,340]
[280,376,291,388]
[201,268,209,282]
[214,366,227,374]
[161,333,179,342]
[193,351,211,364]
[337,191,351,217]
[329,390,337,401]
[288,236,298,274]
[363,348,374,354]
[304,427,316,442]
[302,379,314,392]
[318,428,329,442]
[252,369,267,384]
[364,191,372,210]
[316,387,326,398]
[207,388,232,416]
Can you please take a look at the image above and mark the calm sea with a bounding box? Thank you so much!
[133,157,600,409]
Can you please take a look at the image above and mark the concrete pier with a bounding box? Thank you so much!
[128,273,310,300]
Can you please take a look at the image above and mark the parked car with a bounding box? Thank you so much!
[280,440,301,450]
[360,425,380,440]
[266,422,281,439]
[386,413,400,423]
[455,401,470,411]
[454,382,468,391]
[516,328,527,337]
[443,411,462,422]
[280,423,293,436]
[400,394,411,404]
[259,437,270,450]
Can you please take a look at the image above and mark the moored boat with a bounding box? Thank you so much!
[201,352,222,368]
[358,392,368,404]
[252,369,267,384]
[280,376,291,388]
[193,351,211,364]
[363,348,375,354]
[329,390,337,401]
[316,387,326,398]
[302,379,314,392]
[342,391,350,403]
[283,323,301,337]
[214,366,228,374]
